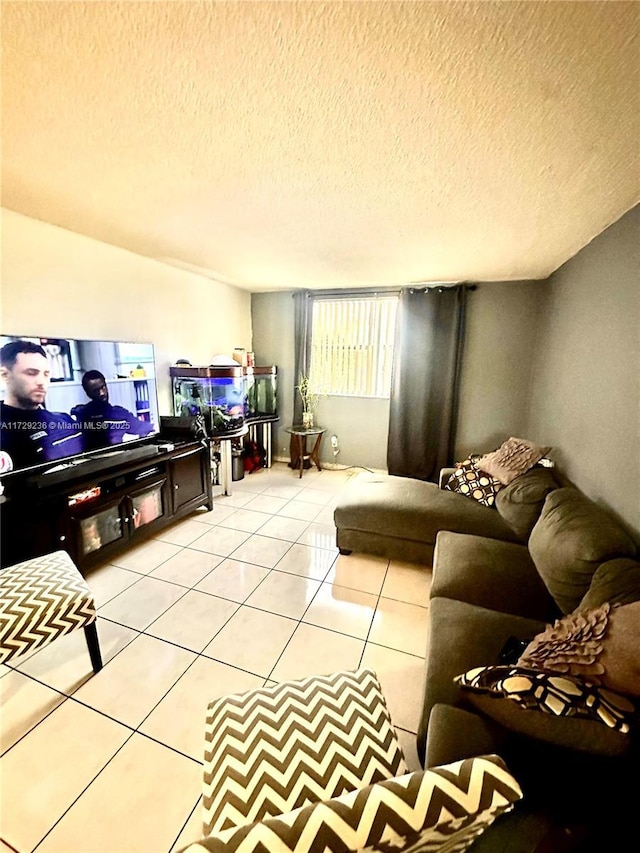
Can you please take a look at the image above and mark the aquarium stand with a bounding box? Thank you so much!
[246,415,279,469]
[210,425,249,496]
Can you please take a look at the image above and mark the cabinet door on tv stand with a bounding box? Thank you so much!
[128,477,169,538]
[68,495,129,567]
[169,445,212,514]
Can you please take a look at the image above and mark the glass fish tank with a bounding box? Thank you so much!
[170,366,246,435]
[245,366,278,419]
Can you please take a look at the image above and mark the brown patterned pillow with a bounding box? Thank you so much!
[455,602,640,752]
[477,438,551,486]
[444,456,503,507]
[455,664,638,735]
[455,666,635,756]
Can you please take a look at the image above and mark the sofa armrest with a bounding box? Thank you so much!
[425,704,508,768]
[438,467,455,489]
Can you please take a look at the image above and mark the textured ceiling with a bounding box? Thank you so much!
[2,1,639,292]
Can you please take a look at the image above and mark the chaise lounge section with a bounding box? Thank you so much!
[334,466,547,565]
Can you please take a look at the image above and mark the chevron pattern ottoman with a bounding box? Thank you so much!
[202,668,408,835]
[0,550,102,672]
[189,669,523,853]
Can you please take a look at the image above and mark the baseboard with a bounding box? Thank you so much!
[272,455,387,475]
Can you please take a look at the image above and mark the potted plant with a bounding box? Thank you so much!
[296,374,322,429]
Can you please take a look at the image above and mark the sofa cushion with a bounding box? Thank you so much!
[417,597,546,761]
[495,467,559,542]
[579,558,640,609]
[425,706,604,853]
[334,472,519,548]
[426,711,636,851]
[528,488,638,614]
[431,532,554,621]
[477,438,550,486]
[425,704,509,769]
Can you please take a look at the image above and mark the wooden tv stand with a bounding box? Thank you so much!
[0,441,212,573]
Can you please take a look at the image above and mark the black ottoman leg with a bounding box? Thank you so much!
[84,621,103,673]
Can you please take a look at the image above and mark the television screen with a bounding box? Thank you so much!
[0,335,160,477]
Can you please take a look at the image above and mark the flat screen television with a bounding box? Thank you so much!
[0,335,161,482]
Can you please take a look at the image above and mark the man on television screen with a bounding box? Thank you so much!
[0,340,83,470]
[77,370,155,449]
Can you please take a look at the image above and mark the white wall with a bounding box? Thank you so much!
[1,210,252,415]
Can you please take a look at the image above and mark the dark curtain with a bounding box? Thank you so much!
[387,285,467,481]
[292,290,312,425]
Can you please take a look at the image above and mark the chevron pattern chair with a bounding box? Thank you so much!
[182,668,523,853]
[0,550,102,673]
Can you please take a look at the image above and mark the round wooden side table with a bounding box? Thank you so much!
[285,426,326,479]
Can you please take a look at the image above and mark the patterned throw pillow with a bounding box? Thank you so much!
[455,664,638,734]
[445,455,503,507]
[203,669,407,835]
[184,758,523,853]
[477,438,551,486]
[516,600,640,698]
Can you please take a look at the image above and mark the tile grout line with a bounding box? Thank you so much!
[5,467,426,852]
[29,727,139,853]
[7,570,427,764]
[357,558,392,670]
[256,518,343,682]
[168,793,203,853]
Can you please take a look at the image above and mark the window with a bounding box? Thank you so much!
[309,295,398,398]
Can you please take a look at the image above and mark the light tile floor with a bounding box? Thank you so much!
[0,463,432,853]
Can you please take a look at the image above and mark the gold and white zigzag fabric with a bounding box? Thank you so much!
[0,550,96,664]
[203,669,408,835]
[186,756,523,853]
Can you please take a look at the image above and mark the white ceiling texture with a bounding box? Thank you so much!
[2,1,639,292]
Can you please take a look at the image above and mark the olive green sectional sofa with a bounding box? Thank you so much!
[334,464,640,850]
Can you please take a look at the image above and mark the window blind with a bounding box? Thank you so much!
[309,296,398,397]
